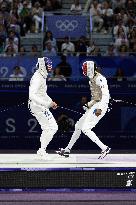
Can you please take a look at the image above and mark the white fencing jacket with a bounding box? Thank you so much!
[29,70,52,109]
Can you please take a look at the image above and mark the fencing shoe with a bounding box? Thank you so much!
[56,148,70,158]
[37,148,49,159]
[98,147,111,159]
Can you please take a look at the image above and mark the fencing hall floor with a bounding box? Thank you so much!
[0,154,136,168]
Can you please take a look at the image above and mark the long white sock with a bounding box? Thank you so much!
[65,129,81,152]
[83,130,107,151]
[40,131,54,150]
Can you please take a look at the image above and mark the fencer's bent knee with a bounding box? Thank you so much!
[52,123,58,134]
[82,124,90,134]
[43,123,58,135]
[82,125,91,135]
[82,127,88,135]
[82,128,97,143]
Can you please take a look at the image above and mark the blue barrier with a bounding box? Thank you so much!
[0,56,136,80]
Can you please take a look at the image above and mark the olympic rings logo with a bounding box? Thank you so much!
[55,20,78,31]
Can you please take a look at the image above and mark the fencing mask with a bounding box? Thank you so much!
[82,61,95,78]
[36,57,52,78]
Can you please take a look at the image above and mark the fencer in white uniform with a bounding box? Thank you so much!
[57,61,111,159]
[28,57,58,158]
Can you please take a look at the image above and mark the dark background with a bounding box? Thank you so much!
[0,78,135,152]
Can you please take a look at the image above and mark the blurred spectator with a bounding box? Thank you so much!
[61,36,75,56]
[48,67,67,81]
[11,0,20,14]
[44,0,54,11]
[105,44,117,56]
[32,0,46,7]
[76,36,87,56]
[26,0,32,9]
[129,42,136,57]
[0,12,4,26]
[91,46,101,56]
[90,0,103,32]
[114,29,129,49]
[17,0,32,12]
[70,0,82,14]
[87,40,101,56]
[80,96,88,106]
[116,8,128,26]
[0,1,11,12]
[9,66,24,81]
[118,44,129,56]
[6,30,19,49]
[75,96,88,111]
[112,0,126,12]
[31,44,39,56]
[128,9,135,24]
[43,42,57,56]
[44,0,61,11]
[32,2,43,33]
[0,24,6,50]
[43,30,57,50]
[9,13,21,35]
[0,2,10,29]
[19,45,26,56]
[5,37,18,55]
[87,41,101,56]
[4,45,17,57]
[29,23,36,33]
[87,41,96,56]
[101,1,113,34]
[0,38,4,54]
[128,26,136,51]
[113,20,129,38]
[83,0,91,13]
[114,67,126,81]
[125,0,136,13]
[10,2,25,36]
[57,113,74,132]
[19,1,32,34]
[56,55,72,79]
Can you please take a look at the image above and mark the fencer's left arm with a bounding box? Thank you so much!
[96,75,110,110]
